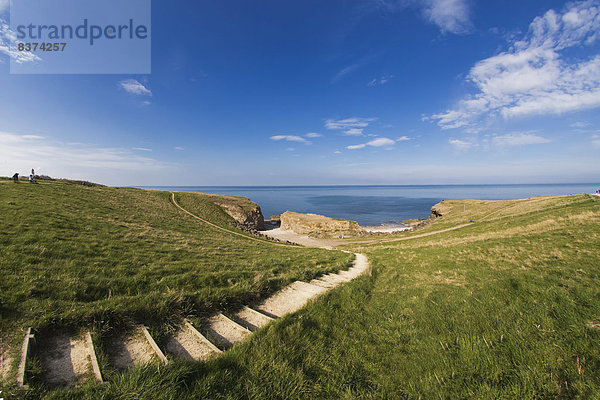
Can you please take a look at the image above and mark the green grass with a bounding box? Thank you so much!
[0,181,352,391]
[3,185,600,399]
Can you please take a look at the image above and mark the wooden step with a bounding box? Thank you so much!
[289,281,329,296]
[309,278,338,288]
[38,332,92,387]
[106,327,158,370]
[16,327,33,388]
[254,282,326,318]
[205,313,252,349]
[165,321,221,361]
[233,306,274,331]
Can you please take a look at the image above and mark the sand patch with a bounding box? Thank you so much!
[205,313,252,349]
[106,329,156,370]
[165,323,219,361]
[0,347,12,380]
[39,333,91,387]
[233,307,273,331]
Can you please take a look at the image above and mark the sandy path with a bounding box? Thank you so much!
[0,347,12,380]
[39,333,91,387]
[263,224,473,248]
[262,228,336,249]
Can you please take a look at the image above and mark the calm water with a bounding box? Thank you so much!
[138,184,600,226]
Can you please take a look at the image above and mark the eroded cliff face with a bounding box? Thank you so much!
[213,198,265,231]
[431,201,452,218]
[279,211,363,237]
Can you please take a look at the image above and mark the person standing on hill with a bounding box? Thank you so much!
[29,168,35,183]
[12,173,19,183]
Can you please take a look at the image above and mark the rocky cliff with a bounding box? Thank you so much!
[211,196,265,231]
[280,211,363,237]
[430,201,452,218]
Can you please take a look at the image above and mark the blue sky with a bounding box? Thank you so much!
[1,0,599,185]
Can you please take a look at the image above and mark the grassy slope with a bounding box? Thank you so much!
[0,181,352,387]
[6,191,600,399]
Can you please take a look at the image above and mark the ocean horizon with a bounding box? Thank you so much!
[136,183,600,226]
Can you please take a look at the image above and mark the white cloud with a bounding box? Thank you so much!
[0,132,172,181]
[344,128,364,136]
[174,146,184,151]
[492,132,551,146]
[432,1,600,129]
[422,0,471,34]
[346,137,395,150]
[591,134,600,147]
[0,20,41,63]
[571,121,590,128]
[325,117,377,130]
[347,144,367,150]
[449,138,477,150]
[305,132,322,138]
[374,0,471,34]
[368,137,395,147]
[119,79,152,96]
[132,147,152,152]
[397,135,412,141]
[286,147,295,152]
[141,100,151,106]
[334,150,342,154]
[0,0,8,14]
[270,135,311,144]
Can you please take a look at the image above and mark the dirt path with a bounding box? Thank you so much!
[264,223,472,248]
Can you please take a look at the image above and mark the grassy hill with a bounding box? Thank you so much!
[2,184,600,399]
[0,180,352,392]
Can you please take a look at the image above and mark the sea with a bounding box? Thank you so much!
[138,183,600,227]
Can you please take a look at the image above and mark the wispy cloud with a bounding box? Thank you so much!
[305,132,322,138]
[0,0,8,14]
[592,134,600,148]
[492,132,551,147]
[132,147,152,152]
[449,138,477,151]
[0,132,172,180]
[174,146,184,151]
[374,0,471,34]
[270,135,311,144]
[325,117,377,131]
[397,135,413,141]
[332,56,374,83]
[368,75,393,86]
[571,121,590,129]
[119,79,152,96]
[0,20,41,63]
[346,137,395,150]
[431,1,600,130]
[344,128,364,136]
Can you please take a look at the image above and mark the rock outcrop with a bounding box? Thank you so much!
[212,197,265,231]
[280,211,364,238]
[431,201,451,218]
